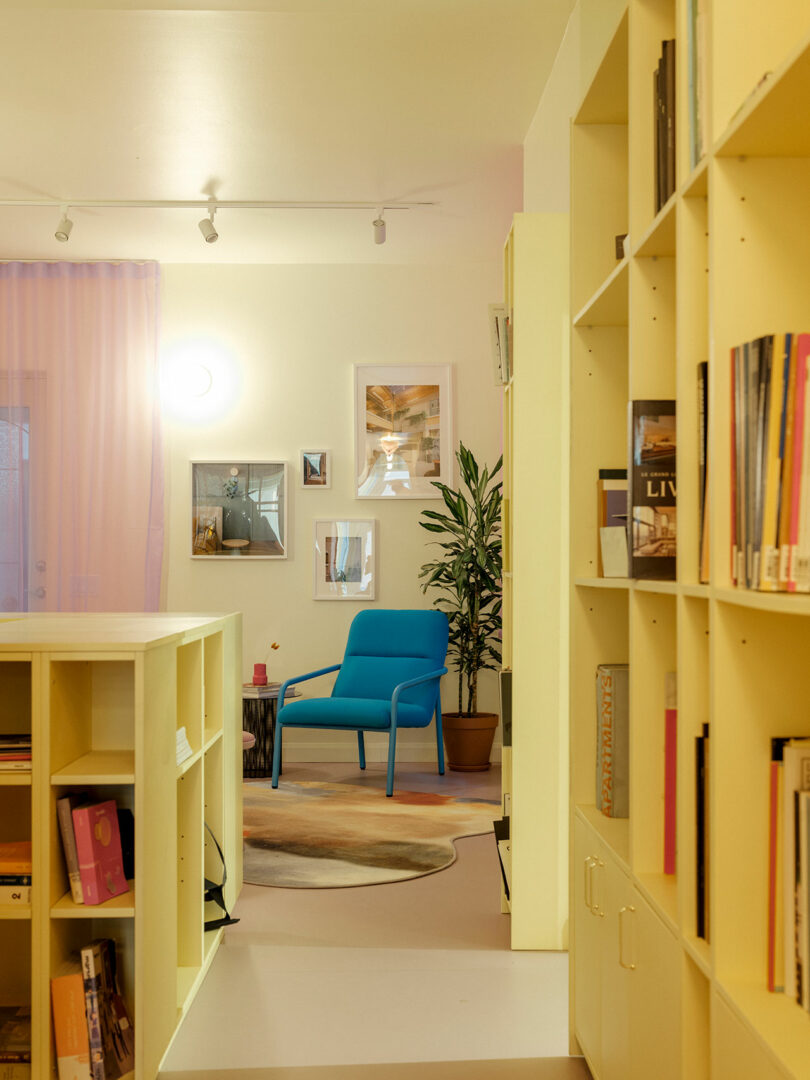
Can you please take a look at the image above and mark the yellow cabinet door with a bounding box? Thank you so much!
[629,886,681,1080]
[599,852,634,1080]
[573,815,603,1074]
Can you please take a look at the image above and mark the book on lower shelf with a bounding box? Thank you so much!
[0,878,31,904]
[595,663,629,819]
[0,843,31,877]
[81,939,135,1080]
[663,672,677,875]
[696,723,710,941]
[0,734,31,772]
[71,802,129,906]
[51,964,91,1080]
[628,400,676,580]
[0,1006,30,1064]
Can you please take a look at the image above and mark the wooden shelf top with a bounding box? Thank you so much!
[0,771,32,786]
[633,197,676,259]
[0,612,237,651]
[717,29,810,158]
[573,258,628,327]
[51,879,135,918]
[0,904,31,920]
[51,750,135,785]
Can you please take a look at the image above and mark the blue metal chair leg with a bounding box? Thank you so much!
[435,702,445,776]
[271,722,283,788]
[386,725,397,797]
[357,730,366,770]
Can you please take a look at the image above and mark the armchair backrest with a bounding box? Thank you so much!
[332,609,448,716]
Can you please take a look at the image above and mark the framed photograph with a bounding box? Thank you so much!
[354,364,453,498]
[300,449,331,489]
[191,461,287,558]
[313,519,376,600]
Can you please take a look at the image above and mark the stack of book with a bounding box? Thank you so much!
[730,333,810,591]
[56,798,129,907]
[0,842,32,906]
[242,682,301,699]
[0,1006,31,1078]
[0,734,31,772]
[51,938,134,1080]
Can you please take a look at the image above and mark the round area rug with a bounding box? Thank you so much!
[242,779,500,888]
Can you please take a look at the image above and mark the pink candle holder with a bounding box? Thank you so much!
[252,663,268,686]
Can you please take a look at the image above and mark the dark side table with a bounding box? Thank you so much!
[242,685,301,777]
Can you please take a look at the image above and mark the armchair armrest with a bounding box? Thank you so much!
[279,664,341,706]
[390,667,448,716]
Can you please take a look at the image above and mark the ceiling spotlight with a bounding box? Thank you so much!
[198,201,218,243]
[55,207,73,243]
[372,211,386,245]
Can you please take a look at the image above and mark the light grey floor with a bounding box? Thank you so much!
[160,762,590,1080]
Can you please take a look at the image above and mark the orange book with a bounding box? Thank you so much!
[0,841,32,875]
[50,966,91,1080]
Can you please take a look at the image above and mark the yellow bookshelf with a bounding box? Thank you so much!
[0,612,241,1080]
[570,3,810,1077]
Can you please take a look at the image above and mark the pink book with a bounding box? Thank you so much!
[71,801,129,906]
[788,335,810,590]
[664,673,677,875]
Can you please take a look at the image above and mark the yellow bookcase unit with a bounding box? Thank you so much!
[0,612,242,1080]
[570,1,810,1077]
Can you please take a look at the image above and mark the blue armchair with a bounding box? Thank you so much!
[272,609,449,797]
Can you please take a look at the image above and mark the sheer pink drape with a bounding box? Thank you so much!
[0,261,163,612]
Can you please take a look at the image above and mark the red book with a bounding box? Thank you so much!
[71,802,129,906]
[663,673,677,875]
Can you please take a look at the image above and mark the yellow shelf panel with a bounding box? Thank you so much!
[716,979,810,1079]
[0,904,31,920]
[574,576,631,590]
[716,29,810,158]
[51,750,135,785]
[635,872,678,935]
[0,771,32,786]
[51,880,135,918]
[177,965,200,1012]
[633,196,677,258]
[573,257,628,327]
[713,586,810,617]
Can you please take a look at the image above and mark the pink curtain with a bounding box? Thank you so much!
[0,261,163,612]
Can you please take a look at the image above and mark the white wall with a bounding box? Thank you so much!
[524,0,628,213]
[160,261,504,762]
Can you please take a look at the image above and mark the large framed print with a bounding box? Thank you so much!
[313,519,376,600]
[354,364,453,498]
[191,461,287,558]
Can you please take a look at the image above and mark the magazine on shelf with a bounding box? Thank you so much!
[628,400,676,580]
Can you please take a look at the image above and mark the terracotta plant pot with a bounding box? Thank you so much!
[441,711,499,772]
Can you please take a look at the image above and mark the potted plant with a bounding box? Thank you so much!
[418,442,502,770]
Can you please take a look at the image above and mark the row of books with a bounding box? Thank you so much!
[731,333,810,591]
[595,665,678,879]
[0,1006,30,1073]
[52,937,134,1080]
[0,734,31,772]
[57,797,131,907]
[654,38,676,213]
[767,738,810,1003]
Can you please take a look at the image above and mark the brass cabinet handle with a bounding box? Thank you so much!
[618,905,636,969]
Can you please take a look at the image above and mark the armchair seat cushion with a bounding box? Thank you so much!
[277,696,432,730]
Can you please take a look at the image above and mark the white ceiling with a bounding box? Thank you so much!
[0,2,575,264]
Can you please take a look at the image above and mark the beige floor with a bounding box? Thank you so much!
[160,762,590,1080]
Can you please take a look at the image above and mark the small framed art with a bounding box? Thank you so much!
[313,518,376,600]
[191,461,287,558]
[354,363,453,498]
[300,449,331,489]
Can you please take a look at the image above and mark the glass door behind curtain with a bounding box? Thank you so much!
[0,375,46,612]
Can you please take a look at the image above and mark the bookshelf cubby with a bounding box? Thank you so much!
[0,612,241,1080]
[569,3,810,1077]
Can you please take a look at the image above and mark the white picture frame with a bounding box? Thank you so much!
[190,460,288,559]
[354,363,453,499]
[313,518,376,600]
[300,449,331,489]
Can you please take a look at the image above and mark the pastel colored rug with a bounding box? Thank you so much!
[242,779,500,888]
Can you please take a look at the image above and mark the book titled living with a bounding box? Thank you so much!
[628,400,677,580]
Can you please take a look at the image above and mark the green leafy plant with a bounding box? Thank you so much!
[418,443,503,716]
